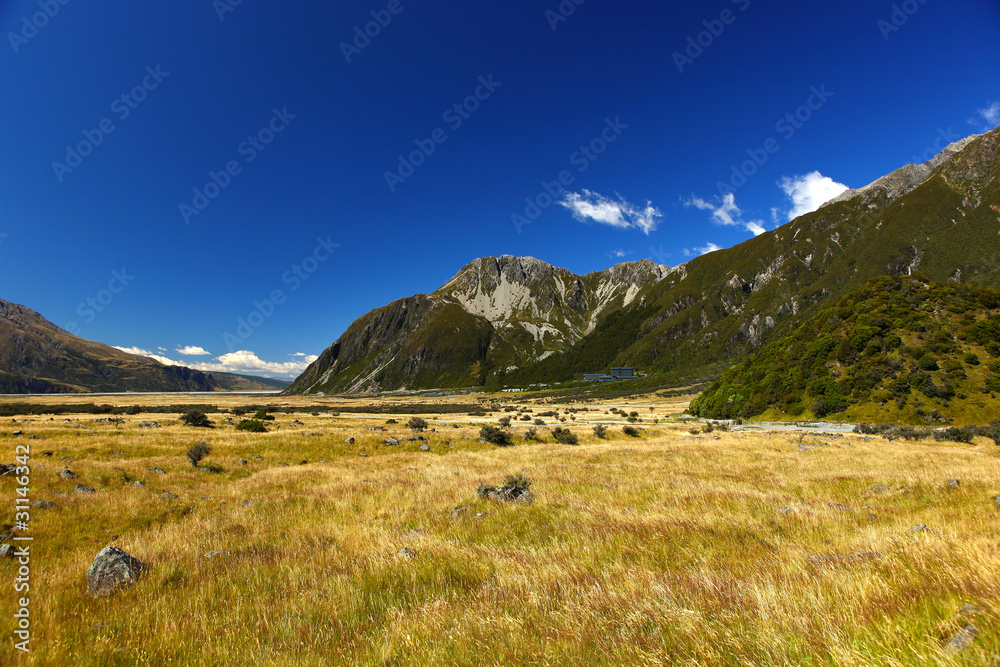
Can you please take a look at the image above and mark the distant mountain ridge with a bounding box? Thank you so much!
[0,298,282,394]
[287,256,676,394]
[288,124,1000,394]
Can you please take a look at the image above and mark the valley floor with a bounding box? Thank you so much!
[1,394,998,665]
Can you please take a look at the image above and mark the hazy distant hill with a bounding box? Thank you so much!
[0,298,281,393]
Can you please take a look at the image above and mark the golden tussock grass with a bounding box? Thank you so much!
[1,397,998,665]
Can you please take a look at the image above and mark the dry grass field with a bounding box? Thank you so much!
[1,393,998,665]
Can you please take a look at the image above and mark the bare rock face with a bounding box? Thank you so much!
[86,546,149,597]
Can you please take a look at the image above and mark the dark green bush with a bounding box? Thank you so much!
[480,425,513,446]
[552,427,578,445]
[236,419,268,433]
[186,441,211,467]
[180,411,213,428]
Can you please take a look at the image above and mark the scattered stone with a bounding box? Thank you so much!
[12,430,22,436]
[160,493,178,500]
[75,484,96,494]
[59,469,79,480]
[203,550,229,559]
[948,479,961,489]
[299,460,308,465]
[384,438,399,446]
[242,498,260,507]
[450,506,468,520]
[30,500,56,510]
[407,436,428,442]
[827,503,854,513]
[138,421,160,429]
[132,481,145,489]
[0,544,15,558]
[346,437,355,444]
[477,483,534,505]
[945,625,978,652]
[912,524,941,535]
[86,546,149,597]
[237,459,248,466]
[110,451,124,457]
[0,464,17,476]
[867,485,891,494]
[199,495,213,499]
[252,455,263,460]
[359,453,369,458]
[994,494,1000,508]
[148,467,166,475]
[419,444,431,452]
[959,603,980,616]
[402,528,427,539]
[396,547,418,561]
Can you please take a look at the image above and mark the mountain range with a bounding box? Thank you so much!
[0,298,287,394]
[288,125,1000,394]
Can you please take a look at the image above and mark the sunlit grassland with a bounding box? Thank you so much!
[1,398,998,665]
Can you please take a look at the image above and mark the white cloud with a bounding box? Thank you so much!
[607,249,629,259]
[113,347,318,379]
[778,172,849,221]
[687,193,767,237]
[968,101,1000,131]
[683,243,721,257]
[176,346,211,356]
[559,190,662,235]
[113,346,153,356]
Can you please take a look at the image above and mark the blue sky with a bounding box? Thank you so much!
[1,0,998,379]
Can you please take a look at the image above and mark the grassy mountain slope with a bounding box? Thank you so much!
[690,275,1000,424]
[509,126,1000,384]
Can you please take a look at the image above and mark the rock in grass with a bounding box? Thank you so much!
[148,467,166,475]
[30,500,56,510]
[237,459,248,466]
[396,547,418,561]
[86,546,149,597]
[160,493,178,500]
[419,444,431,452]
[959,603,980,616]
[203,550,229,559]
[995,494,1000,508]
[948,479,960,488]
[75,484,96,494]
[477,484,534,505]
[0,544,15,558]
[345,437,355,445]
[59,469,79,480]
[826,503,854,513]
[132,480,145,489]
[384,438,399,446]
[945,625,978,652]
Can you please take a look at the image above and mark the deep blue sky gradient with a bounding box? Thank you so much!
[1,0,998,377]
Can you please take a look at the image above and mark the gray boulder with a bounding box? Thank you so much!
[396,547,418,561]
[59,469,79,480]
[30,500,56,510]
[948,479,960,488]
[86,546,149,597]
[419,444,431,452]
[160,493,178,500]
[384,438,399,446]
[945,625,978,652]
[0,544,15,558]
[75,484,96,494]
